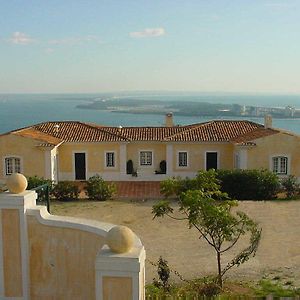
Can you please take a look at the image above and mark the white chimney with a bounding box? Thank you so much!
[165,112,174,127]
[264,115,272,129]
[54,124,60,133]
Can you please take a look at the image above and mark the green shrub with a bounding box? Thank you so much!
[52,181,79,201]
[27,175,53,204]
[216,169,280,200]
[86,175,116,201]
[160,169,227,201]
[27,175,52,190]
[281,175,300,198]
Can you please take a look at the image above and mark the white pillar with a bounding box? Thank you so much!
[166,144,173,176]
[120,144,127,176]
[0,190,37,299]
[240,149,248,169]
[95,245,146,300]
[44,149,52,180]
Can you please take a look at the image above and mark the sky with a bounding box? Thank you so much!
[0,0,300,94]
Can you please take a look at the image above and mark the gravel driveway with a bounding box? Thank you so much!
[52,199,300,285]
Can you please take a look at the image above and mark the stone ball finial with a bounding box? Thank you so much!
[6,173,28,194]
[106,225,134,253]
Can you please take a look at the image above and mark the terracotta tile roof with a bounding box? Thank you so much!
[164,120,267,142]
[12,128,62,146]
[5,120,280,144]
[33,121,129,142]
[232,127,279,145]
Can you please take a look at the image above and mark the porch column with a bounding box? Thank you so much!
[120,144,127,176]
[44,149,52,180]
[0,174,36,299]
[166,144,173,176]
[240,149,248,169]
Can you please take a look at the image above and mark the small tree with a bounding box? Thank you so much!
[86,175,116,201]
[153,172,262,287]
[153,256,171,292]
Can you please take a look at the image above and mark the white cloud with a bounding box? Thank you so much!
[48,35,102,46]
[45,48,54,54]
[264,2,293,8]
[8,32,35,45]
[129,28,165,38]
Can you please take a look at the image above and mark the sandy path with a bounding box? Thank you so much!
[52,200,300,284]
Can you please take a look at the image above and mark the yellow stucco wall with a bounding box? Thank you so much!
[102,276,132,300]
[1,209,23,297]
[247,132,300,176]
[58,143,120,173]
[0,134,46,180]
[172,143,234,171]
[27,216,105,300]
[126,142,166,172]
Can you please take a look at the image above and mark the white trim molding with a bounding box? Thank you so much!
[177,150,189,169]
[269,154,291,176]
[104,151,117,170]
[2,155,23,177]
[138,150,153,167]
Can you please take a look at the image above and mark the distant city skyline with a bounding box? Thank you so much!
[1,1,300,94]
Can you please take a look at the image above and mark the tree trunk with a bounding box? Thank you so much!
[217,251,222,287]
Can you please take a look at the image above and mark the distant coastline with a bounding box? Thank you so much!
[76,97,300,119]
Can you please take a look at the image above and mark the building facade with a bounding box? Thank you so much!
[1,115,300,183]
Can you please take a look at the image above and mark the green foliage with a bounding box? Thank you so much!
[160,169,228,201]
[154,171,262,287]
[86,175,116,201]
[27,175,53,204]
[216,169,280,200]
[153,257,170,292]
[255,279,300,297]
[52,181,79,201]
[27,175,52,190]
[281,175,300,198]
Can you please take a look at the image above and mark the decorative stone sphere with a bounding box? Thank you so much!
[106,225,134,253]
[6,173,28,194]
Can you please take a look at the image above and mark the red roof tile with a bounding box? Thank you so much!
[5,120,280,144]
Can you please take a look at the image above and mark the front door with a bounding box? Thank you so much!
[206,152,218,170]
[74,153,86,180]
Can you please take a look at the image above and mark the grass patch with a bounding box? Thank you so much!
[254,279,300,298]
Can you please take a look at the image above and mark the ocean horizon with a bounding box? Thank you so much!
[1,92,300,134]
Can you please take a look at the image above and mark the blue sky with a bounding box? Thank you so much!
[0,0,300,93]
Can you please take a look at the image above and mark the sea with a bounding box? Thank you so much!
[1,93,300,134]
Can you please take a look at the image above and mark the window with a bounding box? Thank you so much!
[140,151,152,166]
[5,157,21,175]
[105,152,115,167]
[272,156,288,174]
[178,151,188,167]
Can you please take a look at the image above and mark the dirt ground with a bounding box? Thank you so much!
[51,199,300,285]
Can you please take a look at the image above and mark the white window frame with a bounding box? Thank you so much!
[104,151,116,168]
[139,150,153,167]
[271,155,289,175]
[3,156,22,176]
[177,151,188,168]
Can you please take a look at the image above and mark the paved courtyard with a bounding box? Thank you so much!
[52,199,300,285]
